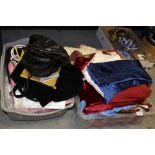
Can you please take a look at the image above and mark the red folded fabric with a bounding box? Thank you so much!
[75,56,152,114]
[74,56,91,71]
[81,81,152,114]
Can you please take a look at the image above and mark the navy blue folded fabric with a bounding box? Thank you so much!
[87,60,152,103]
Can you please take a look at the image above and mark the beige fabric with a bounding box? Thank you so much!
[90,51,122,63]
[64,44,103,56]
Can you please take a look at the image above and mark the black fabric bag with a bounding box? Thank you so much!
[22,35,70,77]
[11,61,83,107]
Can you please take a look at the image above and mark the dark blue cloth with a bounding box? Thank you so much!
[87,60,152,103]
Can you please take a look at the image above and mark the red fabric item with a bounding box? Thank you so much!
[74,56,152,114]
[81,81,152,114]
[74,57,91,71]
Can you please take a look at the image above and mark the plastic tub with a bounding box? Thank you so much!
[0,38,74,121]
[74,66,155,128]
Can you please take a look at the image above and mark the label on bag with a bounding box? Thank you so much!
[39,71,60,82]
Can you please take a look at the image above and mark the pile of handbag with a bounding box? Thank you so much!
[7,35,83,113]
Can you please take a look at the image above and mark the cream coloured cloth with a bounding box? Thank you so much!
[90,51,122,63]
[64,44,102,56]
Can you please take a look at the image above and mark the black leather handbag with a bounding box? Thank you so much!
[22,35,70,77]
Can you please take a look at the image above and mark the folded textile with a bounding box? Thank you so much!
[83,69,104,97]
[14,97,75,113]
[87,60,152,103]
[64,44,99,56]
[74,49,122,69]
[75,57,152,115]
[117,49,134,60]
[10,61,83,107]
[75,54,119,97]
[14,94,75,110]
[80,100,151,116]
[80,101,136,116]
[74,56,104,97]
[74,56,91,71]
[80,81,151,114]
[118,103,152,114]
[78,51,122,97]
[20,68,60,89]
[89,51,122,64]
[8,62,16,93]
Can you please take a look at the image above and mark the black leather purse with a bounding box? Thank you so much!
[22,35,70,77]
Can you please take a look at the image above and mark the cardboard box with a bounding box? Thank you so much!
[96,27,113,50]
[96,26,142,50]
[142,37,155,58]
[96,26,155,69]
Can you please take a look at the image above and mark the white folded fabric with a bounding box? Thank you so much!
[13,97,75,113]
[90,51,122,64]
[83,68,104,97]
[13,90,75,110]
[64,44,102,56]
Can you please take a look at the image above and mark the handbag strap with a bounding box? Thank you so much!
[13,73,38,102]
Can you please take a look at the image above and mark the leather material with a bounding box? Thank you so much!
[22,35,70,77]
